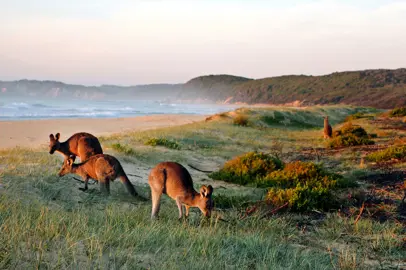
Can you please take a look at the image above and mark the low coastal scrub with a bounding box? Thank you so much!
[210,153,339,211]
[233,114,249,126]
[328,122,374,148]
[144,138,181,150]
[389,107,406,117]
[111,143,136,155]
[258,161,338,189]
[264,161,339,211]
[366,145,406,162]
[209,152,283,185]
[344,112,368,122]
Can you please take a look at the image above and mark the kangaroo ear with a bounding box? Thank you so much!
[55,133,60,141]
[66,156,74,165]
[200,185,212,198]
[49,134,55,140]
[200,185,207,198]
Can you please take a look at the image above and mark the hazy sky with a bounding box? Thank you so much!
[1,0,405,85]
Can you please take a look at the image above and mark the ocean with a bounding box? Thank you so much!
[0,98,240,121]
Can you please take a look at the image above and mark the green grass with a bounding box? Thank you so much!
[0,149,335,269]
[0,106,405,269]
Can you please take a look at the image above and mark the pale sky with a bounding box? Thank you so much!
[0,0,405,85]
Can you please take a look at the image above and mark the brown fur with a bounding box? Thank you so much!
[49,132,103,162]
[148,162,213,219]
[323,116,333,139]
[58,154,137,196]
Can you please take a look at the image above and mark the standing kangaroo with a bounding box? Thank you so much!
[148,162,214,219]
[323,116,333,139]
[58,154,138,196]
[49,132,103,162]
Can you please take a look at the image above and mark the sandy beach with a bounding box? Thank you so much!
[0,114,206,150]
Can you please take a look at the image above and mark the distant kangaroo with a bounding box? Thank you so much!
[49,132,103,162]
[148,162,213,219]
[323,116,333,139]
[58,154,138,196]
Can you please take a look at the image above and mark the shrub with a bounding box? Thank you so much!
[327,122,374,148]
[344,112,366,122]
[365,145,406,162]
[389,107,406,117]
[266,184,334,212]
[211,156,341,212]
[209,152,283,185]
[340,122,368,137]
[344,112,374,122]
[328,134,374,148]
[258,161,338,189]
[263,161,339,211]
[233,114,249,126]
[144,138,181,150]
[111,143,136,155]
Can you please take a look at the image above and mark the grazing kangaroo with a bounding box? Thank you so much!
[148,162,214,219]
[323,116,333,139]
[58,154,138,196]
[49,132,103,162]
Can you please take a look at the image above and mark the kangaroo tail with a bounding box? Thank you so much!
[120,174,138,197]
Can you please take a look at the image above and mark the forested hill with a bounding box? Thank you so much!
[180,69,406,108]
[1,68,405,108]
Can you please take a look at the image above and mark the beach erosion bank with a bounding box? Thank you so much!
[0,114,206,150]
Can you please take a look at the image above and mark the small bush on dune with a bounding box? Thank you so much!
[211,154,340,211]
[328,134,374,148]
[328,122,374,148]
[258,161,338,189]
[340,122,368,137]
[112,143,136,155]
[233,114,249,126]
[366,145,406,162]
[209,152,283,185]
[344,112,369,122]
[145,138,181,150]
[389,107,406,117]
[266,184,334,212]
[263,161,338,211]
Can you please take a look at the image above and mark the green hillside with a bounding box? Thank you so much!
[182,69,406,108]
[179,74,252,101]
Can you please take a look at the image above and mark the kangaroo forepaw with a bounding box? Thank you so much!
[79,187,88,192]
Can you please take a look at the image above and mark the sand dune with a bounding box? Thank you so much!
[0,114,206,150]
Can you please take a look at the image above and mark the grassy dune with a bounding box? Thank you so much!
[0,105,405,269]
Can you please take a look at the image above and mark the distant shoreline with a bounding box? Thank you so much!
[0,113,202,122]
[0,114,206,150]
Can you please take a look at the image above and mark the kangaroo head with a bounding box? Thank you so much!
[198,185,214,217]
[49,133,61,154]
[58,156,74,177]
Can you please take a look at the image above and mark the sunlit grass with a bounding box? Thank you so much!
[0,106,404,269]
